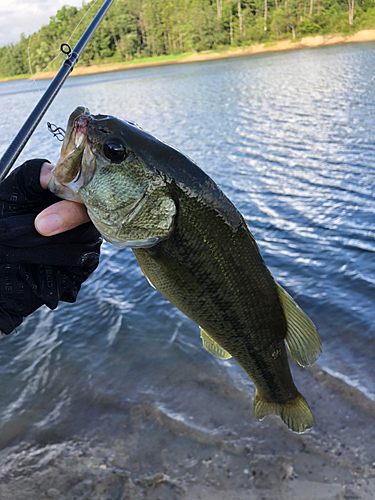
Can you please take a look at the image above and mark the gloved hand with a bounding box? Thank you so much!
[0,159,102,334]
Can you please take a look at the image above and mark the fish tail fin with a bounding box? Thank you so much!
[253,391,314,434]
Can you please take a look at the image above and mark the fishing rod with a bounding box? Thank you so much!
[0,0,115,181]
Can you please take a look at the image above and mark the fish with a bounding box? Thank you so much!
[49,106,322,433]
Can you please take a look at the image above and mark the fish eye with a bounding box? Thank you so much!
[103,138,127,163]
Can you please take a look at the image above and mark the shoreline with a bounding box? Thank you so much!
[33,29,375,80]
[1,29,375,83]
[1,360,375,499]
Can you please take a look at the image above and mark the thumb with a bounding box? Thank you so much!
[35,200,90,236]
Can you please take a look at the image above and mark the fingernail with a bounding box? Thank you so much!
[36,214,63,235]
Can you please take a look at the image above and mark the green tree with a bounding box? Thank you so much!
[0,0,373,78]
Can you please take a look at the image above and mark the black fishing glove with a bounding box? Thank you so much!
[0,159,102,334]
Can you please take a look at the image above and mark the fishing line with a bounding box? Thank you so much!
[23,0,70,94]
[26,35,62,96]
[17,0,101,138]
[66,0,101,45]
[25,0,102,95]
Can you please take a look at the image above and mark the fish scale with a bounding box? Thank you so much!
[134,192,294,401]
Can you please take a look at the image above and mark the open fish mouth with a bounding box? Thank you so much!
[73,112,90,150]
[49,106,99,201]
[52,107,92,185]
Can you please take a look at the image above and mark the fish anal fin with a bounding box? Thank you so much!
[254,390,314,434]
[276,283,321,367]
[200,328,232,360]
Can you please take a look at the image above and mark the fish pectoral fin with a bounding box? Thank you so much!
[103,234,160,248]
[138,262,156,289]
[254,390,314,434]
[276,283,321,367]
[200,328,232,360]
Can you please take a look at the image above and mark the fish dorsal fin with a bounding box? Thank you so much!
[276,283,321,367]
[200,328,232,360]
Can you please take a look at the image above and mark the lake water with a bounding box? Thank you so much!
[0,42,374,451]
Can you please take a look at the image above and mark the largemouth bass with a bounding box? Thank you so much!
[50,107,321,433]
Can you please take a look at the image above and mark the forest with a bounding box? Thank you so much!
[1,0,375,78]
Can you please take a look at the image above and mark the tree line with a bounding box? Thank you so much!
[1,0,375,78]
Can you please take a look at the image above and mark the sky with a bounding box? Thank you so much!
[0,0,86,47]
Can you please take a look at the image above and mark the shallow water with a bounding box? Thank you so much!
[0,42,374,447]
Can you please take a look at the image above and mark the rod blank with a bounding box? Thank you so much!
[0,0,114,181]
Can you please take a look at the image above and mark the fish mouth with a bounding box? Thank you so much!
[50,106,96,196]
[73,113,89,150]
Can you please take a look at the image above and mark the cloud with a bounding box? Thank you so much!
[0,0,85,47]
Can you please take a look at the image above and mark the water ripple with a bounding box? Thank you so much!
[0,42,375,440]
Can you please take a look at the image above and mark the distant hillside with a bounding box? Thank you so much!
[1,0,375,78]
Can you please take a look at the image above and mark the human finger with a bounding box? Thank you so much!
[35,200,90,236]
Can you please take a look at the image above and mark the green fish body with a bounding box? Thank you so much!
[50,107,321,433]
